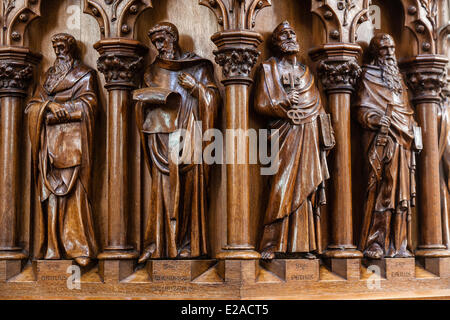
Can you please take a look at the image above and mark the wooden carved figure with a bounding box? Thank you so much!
[255,21,335,260]
[439,83,450,249]
[356,33,421,260]
[26,33,99,267]
[135,22,220,262]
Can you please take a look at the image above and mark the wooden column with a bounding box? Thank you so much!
[308,0,369,279]
[402,55,450,258]
[84,0,152,281]
[95,39,146,260]
[310,44,363,260]
[0,47,40,261]
[0,0,41,281]
[399,0,450,273]
[200,0,271,260]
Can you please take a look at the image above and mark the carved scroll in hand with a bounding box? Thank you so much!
[133,87,181,134]
[25,33,99,267]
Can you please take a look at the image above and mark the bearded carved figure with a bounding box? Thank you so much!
[254,21,335,260]
[26,33,98,266]
[355,33,421,259]
[136,22,221,261]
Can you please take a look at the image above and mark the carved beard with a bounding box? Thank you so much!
[44,55,73,93]
[279,40,300,54]
[376,56,403,94]
[159,50,175,60]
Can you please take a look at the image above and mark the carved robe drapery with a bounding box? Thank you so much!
[138,53,220,259]
[439,93,450,248]
[255,57,331,255]
[355,65,417,258]
[26,61,98,261]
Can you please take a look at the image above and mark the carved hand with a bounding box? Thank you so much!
[178,72,197,93]
[288,91,299,105]
[48,102,69,121]
[368,114,391,130]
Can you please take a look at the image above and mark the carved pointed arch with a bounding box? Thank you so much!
[400,0,438,54]
[83,0,152,38]
[1,0,42,46]
[199,0,271,31]
[311,0,370,43]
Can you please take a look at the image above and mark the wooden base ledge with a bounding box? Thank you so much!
[0,258,449,299]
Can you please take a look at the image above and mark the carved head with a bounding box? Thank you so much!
[369,33,403,93]
[51,33,77,60]
[44,33,77,93]
[369,33,397,66]
[272,21,300,55]
[148,22,180,60]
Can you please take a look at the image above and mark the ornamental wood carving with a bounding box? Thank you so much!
[355,34,420,259]
[199,0,271,30]
[401,0,450,55]
[255,21,335,260]
[26,33,99,267]
[83,0,152,38]
[0,0,41,46]
[0,0,449,300]
[311,0,370,43]
[134,22,221,261]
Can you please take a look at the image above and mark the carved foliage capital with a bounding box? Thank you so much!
[0,61,33,93]
[401,55,448,102]
[405,69,446,101]
[97,53,144,88]
[317,58,361,92]
[214,48,259,81]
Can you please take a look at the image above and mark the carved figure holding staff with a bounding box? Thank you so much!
[355,33,422,259]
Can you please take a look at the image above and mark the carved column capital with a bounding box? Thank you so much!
[201,0,269,85]
[309,43,362,94]
[400,54,448,104]
[94,39,147,90]
[211,30,263,85]
[0,46,41,96]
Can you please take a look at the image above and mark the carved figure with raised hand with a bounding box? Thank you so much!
[254,21,335,260]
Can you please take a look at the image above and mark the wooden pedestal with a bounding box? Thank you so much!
[147,260,217,282]
[423,257,450,278]
[0,260,22,282]
[327,258,361,281]
[217,260,258,285]
[364,258,415,280]
[99,260,135,283]
[32,260,74,283]
[260,259,319,282]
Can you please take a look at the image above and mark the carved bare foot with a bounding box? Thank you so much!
[74,257,90,267]
[304,252,316,260]
[261,246,276,260]
[138,243,156,264]
[364,243,383,259]
[394,249,413,258]
[178,248,191,258]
